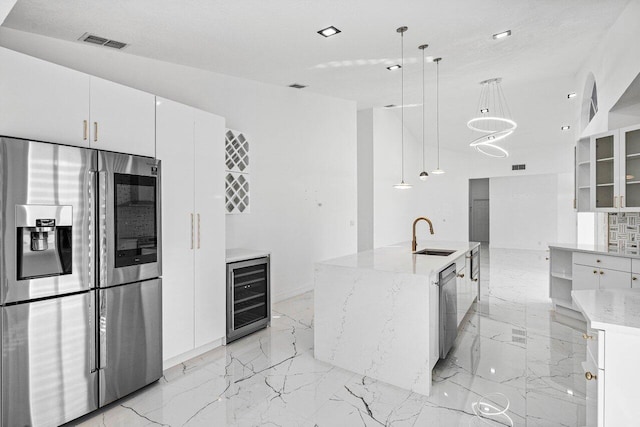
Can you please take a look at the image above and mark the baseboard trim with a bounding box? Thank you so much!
[162,337,224,371]
[272,282,313,303]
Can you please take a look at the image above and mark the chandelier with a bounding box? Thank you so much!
[467,78,516,158]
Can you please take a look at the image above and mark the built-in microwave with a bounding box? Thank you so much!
[98,151,161,287]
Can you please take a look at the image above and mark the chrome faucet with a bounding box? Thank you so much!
[412,217,434,252]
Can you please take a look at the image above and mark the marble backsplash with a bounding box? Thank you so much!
[609,212,640,253]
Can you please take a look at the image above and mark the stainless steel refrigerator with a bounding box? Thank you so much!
[0,137,162,426]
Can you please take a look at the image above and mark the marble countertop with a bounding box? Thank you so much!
[226,248,271,263]
[549,242,640,258]
[572,289,640,335]
[316,241,480,278]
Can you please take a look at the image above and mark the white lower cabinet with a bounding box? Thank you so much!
[582,327,640,426]
[598,268,631,289]
[156,97,225,363]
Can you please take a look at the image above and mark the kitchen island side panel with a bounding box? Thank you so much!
[314,263,432,396]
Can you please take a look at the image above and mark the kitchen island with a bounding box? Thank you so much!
[314,241,480,396]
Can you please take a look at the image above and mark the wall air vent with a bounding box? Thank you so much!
[512,164,526,171]
[79,33,128,50]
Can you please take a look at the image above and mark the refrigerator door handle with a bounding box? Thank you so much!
[89,292,97,373]
[98,170,108,288]
[99,291,107,369]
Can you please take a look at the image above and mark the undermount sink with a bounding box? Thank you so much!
[413,248,456,256]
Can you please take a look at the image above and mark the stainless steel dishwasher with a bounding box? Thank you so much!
[439,263,458,359]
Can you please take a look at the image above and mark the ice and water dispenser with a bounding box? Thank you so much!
[16,205,73,280]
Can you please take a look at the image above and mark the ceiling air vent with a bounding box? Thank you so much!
[79,33,128,50]
[512,164,526,171]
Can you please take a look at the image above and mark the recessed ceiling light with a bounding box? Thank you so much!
[567,92,577,99]
[480,108,489,113]
[561,125,571,130]
[288,83,307,89]
[387,64,401,71]
[492,30,512,40]
[317,26,341,38]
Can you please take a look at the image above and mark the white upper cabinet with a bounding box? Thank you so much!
[89,77,156,157]
[0,47,90,147]
[591,130,619,212]
[619,124,640,211]
[0,47,156,157]
[590,124,640,212]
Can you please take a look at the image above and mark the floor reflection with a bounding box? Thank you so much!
[76,246,588,427]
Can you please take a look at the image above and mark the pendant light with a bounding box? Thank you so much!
[393,26,412,190]
[418,43,429,181]
[467,78,516,158]
[432,57,445,175]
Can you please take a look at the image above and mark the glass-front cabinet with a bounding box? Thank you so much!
[620,125,640,211]
[592,131,618,211]
[590,124,640,212]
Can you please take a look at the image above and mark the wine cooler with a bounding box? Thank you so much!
[226,256,270,342]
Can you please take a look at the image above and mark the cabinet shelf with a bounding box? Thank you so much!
[579,186,591,190]
[627,152,640,159]
[626,181,640,185]
[551,271,572,281]
[578,161,591,166]
[596,157,614,162]
[596,183,614,187]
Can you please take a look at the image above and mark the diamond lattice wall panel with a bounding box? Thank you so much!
[225,129,250,173]
[225,172,250,214]
[225,129,250,214]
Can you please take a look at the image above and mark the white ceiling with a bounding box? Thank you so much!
[1,0,633,151]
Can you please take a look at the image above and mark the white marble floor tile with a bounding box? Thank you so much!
[74,246,588,427]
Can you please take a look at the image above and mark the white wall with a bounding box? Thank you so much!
[490,174,563,250]
[0,27,358,302]
[372,108,470,248]
[358,109,374,251]
[0,1,16,26]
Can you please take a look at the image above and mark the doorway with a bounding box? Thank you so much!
[469,178,489,243]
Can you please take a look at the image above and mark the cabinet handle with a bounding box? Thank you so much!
[197,213,201,249]
[190,213,194,250]
[633,276,637,281]
[472,278,478,282]
[457,273,465,278]
[600,271,604,275]
[582,333,594,340]
[596,259,601,263]
[94,122,98,142]
[83,120,88,140]
[585,371,597,381]
[593,270,598,274]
